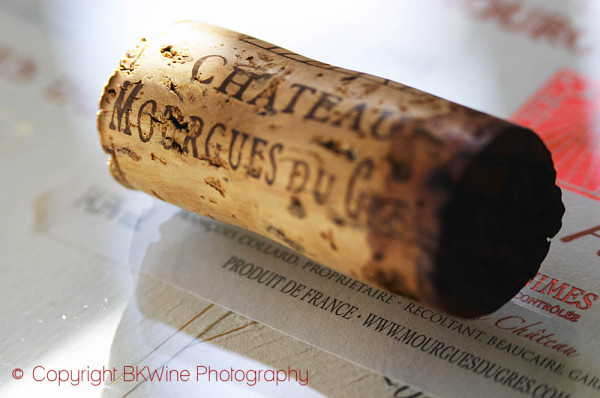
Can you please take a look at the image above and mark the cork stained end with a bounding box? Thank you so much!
[428,124,565,318]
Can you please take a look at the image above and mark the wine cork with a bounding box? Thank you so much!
[97,21,564,317]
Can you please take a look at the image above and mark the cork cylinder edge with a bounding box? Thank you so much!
[422,123,565,318]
